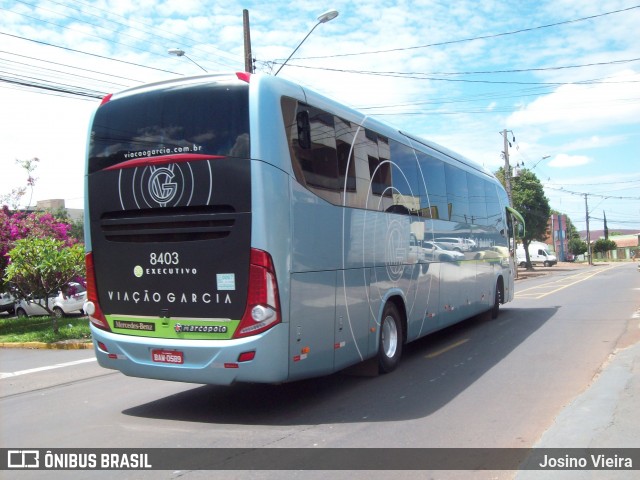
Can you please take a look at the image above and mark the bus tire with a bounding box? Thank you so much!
[491,280,503,319]
[378,302,403,374]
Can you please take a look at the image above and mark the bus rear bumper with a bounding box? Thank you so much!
[89,323,290,385]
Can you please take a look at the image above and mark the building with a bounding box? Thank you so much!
[545,213,569,261]
[609,234,640,260]
[36,199,83,222]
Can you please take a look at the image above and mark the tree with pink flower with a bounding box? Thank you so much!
[1,158,85,330]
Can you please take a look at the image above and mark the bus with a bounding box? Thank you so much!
[84,72,522,385]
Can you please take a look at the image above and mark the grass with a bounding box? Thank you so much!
[0,314,92,344]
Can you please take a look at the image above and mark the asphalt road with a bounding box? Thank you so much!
[1,262,638,479]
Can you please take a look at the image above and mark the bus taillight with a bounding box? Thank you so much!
[100,93,113,106]
[236,72,251,83]
[85,252,111,332]
[234,249,281,338]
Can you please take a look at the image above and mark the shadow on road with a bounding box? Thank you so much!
[123,306,556,426]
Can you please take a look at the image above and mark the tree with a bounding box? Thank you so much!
[568,237,588,257]
[51,207,84,242]
[496,168,551,269]
[1,208,78,291]
[4,238,85,333]
[593,238,617,258]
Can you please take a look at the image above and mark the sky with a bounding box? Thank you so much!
[1,0,639,233]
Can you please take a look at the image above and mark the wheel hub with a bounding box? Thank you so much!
[382,315,398,358]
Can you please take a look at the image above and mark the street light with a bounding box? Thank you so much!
[531,155,551,170]
[274,9,339,76]
[514,155,550,177]
[168,48,208,73]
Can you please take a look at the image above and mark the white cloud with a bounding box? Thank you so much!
[1,0,638,229]
[559,134,628,151]
[507,70,640,133]
[548,153,591,168]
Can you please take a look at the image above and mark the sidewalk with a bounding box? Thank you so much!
[515,261,640,478]
[516,341,640,478]
[0,339,92,349]
[515,261,594,281]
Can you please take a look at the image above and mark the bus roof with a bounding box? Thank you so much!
[103,72,497,181]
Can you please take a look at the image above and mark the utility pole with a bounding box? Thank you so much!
[243,9,254,73]
[501,129,518,278]
[558,214,565,262]
[502,129,513,206]
[585,193,592,265]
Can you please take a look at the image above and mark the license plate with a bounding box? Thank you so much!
[152,349,184,364]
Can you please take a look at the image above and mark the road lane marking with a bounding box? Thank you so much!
[515,264,619,300]
[425,338,469,358]
[0,357,96,379]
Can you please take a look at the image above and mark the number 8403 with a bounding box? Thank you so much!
[149,252,179,265]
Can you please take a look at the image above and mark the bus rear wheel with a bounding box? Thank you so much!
[378,302,403,374]
[491,280,504,319]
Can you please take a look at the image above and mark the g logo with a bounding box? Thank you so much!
[385,218,406,282]
[116,159,215,210]
[148,166,178,206]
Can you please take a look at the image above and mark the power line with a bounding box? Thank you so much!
[285,57,640,78]
[590,217,639,225]
[544,185,640,200]
[0,56,131,89]
[291,5,640,60]
[0,73,104,98]
[0,50,144,84]
[0,32,181,75]
[280,63,640,86]
[397,58,640,76]
[547,179,640,187]
[0,80,99,101]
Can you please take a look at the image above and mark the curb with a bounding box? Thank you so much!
[0,341,93,350]
[515,261,601,281]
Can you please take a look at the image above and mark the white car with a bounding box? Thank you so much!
[15,282,87,318]
[423,242,466,262]
[435,237,476,252]
[0,292,15,315]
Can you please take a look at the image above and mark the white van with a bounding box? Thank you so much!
[517,242,557,267]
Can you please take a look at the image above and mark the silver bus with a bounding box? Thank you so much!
[84,72,521,385]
